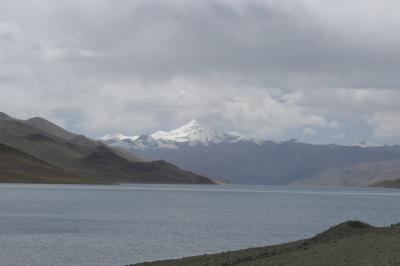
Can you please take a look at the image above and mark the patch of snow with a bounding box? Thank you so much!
[99,133,139,142]
[99,119,263,150]
[151,119,245,145]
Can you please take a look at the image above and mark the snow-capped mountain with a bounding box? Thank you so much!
[98,134,140,150]
[100,119,247,150]
[128,134,177,149]
[98,120,400,186]
[151,119,245,145]
[99,133,139,142]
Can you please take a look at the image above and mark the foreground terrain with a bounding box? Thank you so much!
[134,221,400,266]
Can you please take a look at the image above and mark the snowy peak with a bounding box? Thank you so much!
[151,119,245,145]
[98,134,140,149]
[132,134,159,148]
[98,119,247,150]
[99,133,139,142]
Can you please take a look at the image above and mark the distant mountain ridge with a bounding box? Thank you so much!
[292,160,400,187]
[100,120,400,186]
[0,113,213,184]
[151,119,245,145]
[100,119,247,150]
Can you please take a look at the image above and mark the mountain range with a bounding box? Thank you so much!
[100,119,246,149]
[0,113,213,184]
[101,119,400,187]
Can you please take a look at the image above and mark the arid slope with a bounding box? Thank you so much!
[0,113,213,184]
[134,221,400,266]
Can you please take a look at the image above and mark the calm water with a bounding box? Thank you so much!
[0,184,400,265]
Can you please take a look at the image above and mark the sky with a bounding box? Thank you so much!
[1,0,400,145]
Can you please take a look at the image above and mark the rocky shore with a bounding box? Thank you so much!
[132,220,400,266]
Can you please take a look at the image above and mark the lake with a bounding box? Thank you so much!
[0,184,400,266]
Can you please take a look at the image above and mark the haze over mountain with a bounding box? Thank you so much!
[101,120,400,186]
[0,113,213,184]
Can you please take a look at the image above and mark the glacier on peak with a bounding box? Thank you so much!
[150,119,245,144]
[99,133,139,142]
[99,119,248,150]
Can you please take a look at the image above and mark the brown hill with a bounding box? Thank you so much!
[25,117,76,140]
[0,113,213,184]
[0,142,99,184]
[133,221,400,266]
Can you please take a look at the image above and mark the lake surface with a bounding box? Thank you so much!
[0,184,400,266]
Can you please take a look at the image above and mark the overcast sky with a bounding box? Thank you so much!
[1,0,400,145]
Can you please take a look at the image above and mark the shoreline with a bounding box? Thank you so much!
[132,220,400,266]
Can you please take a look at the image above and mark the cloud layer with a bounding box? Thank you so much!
[1,0,400,144]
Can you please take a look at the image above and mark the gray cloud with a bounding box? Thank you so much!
[0,0,400,144]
